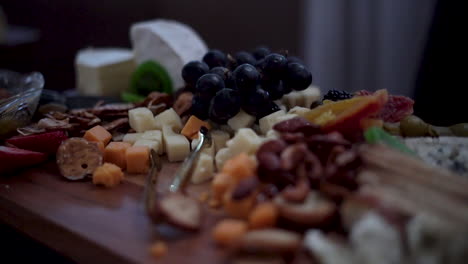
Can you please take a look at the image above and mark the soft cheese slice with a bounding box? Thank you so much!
[191,153,214,184]
[129,107,156,132]
[141,130,163,154]
[259,110,286,135]
[162,125,190,162]
[75,48,136,96]
[227,110,256,130]
[123,133,143,144]
[226,128,262,156]
[134,139,160,153]
[131,19,208,89]
[154,108,182,130]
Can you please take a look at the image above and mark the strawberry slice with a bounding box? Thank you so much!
[0,146,48,173]
[6,130,68,154]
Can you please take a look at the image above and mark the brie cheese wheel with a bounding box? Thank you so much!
[130,19,208,89]
[75,48,136,96]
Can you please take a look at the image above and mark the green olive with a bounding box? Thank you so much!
[400,115,431,137]
[450,123,468,137]
[383,122,401,136]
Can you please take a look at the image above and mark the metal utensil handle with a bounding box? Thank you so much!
[169,128,209,193]
[144,149,160,217]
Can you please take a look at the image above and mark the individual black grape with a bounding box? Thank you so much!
[262,79,287,101]
[195,74,225,97]
[283,63,312,91]
[191,95,211,120]
[260,53,287,79]
[209,88,241,124]
[209,67,235,88]
[257,101,281,119]
[241,87,271,117]
[286,56,303,65]
[181,61,209,86]
[252,46,271,60]
[234,51,256,66]
[203,49,228,68]
[233,64,260,94]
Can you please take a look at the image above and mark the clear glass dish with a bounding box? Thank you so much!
[0,70,44,137]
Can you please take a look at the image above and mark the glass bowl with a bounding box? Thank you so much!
[0,70,44,137]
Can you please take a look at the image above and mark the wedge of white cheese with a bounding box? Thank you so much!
[75,48,136,96]
[130,19,208,90]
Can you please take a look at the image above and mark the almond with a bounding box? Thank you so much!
[158,193,201,230]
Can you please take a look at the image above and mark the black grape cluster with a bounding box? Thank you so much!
[181,46,313,124]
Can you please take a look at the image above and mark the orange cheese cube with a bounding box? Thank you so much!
[104,142,132,169]
[84,125,112,146]
[212,219,248,246]
[222,153,256,182]
[95,141,105,153]
[92,163,124,188]
[211,172,234,201]
[180,115,211,140]
[126,145,150,174]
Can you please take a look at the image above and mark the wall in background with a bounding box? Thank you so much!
[303,0,437,96]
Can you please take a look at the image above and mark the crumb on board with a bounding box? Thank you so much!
[149,241,168,258]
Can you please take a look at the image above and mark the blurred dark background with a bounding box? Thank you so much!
[1,0,467,124]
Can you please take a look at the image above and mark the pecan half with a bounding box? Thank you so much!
[281,177,310,203]
[273,117,320,135]
[232,177,259,201]
[173,92,193,116]
[280,143,308,171]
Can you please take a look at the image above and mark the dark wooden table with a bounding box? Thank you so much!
[0,161,228,264]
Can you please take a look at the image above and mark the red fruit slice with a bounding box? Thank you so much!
[0,146,48,173]
[356,90,414,122]
[6,130,68,154]
[322,89,388,135]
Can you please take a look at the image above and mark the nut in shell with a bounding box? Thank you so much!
[56,138,103,180]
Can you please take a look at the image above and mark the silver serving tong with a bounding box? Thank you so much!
[144,127,212,225]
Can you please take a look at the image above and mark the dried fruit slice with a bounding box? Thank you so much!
[6,130,68,154]
[56,138,103,180]
[158,193,202,231]
[239,229,301,253]
[0,146,48,173]
[356,90,414,122]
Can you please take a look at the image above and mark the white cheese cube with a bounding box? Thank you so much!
[215,148,232,172]
[154,108,182,130]
[282,91,304,109]
[75,48,136,96]
[226,128,262,155]
[128,107,156,132]
[219,125,235,136]
[191,153,214,184]
[162,125,190,162]
[130,19,208,90]
[191,138,215,156]
[302,86,321,108]
[288,106,311,117]
[122,133,143,144]
[141,130,163,154]
[259,110,286,135]
[134,139,160,153]
[227,110,255,130]
[211,130,230,153]
[275,113,298,124]
[265,130,280,140]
